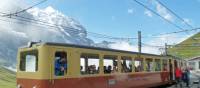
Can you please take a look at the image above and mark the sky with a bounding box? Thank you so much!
[0,0,198,69]
[25,0,200,53]
[30,0,199,38]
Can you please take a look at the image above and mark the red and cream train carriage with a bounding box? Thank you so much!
[17,42,186,88]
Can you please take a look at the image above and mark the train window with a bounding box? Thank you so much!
[20,50,38,72]
[146,58,154,72]
[80,53,99,75]
[199,61,200,69]
[162,59,168,71]
[54,52,67,76]
[188,62,195,70]
[134,58,143,72]
[121,56,132,73]
[155,59,161,71]
[103,55,118,74]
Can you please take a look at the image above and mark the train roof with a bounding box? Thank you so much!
[23,42,171,57]
[36,42,166,57]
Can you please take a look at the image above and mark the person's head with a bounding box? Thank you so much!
[108,65,112,70]
[104,66,106,69]
[59,57,66,63]
[114,60,117,66]
[80,66,83,70]
[123,60,126,63]
[91,65,96,70]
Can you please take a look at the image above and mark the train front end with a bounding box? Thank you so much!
[16,43,51,88]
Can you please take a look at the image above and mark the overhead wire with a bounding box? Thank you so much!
[0,0,140,42]
[132,0,200,38]
[0,0,194,40]
[0,12,138,40]
[149,28,200,37]
[133,0,184,30]
[155,0,193,28]
[0,0,198,58]
[141,43,164,48]
[2,0,48,16]
[0,0,198,47]
[1,10,198,40]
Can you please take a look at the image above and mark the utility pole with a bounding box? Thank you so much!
[165,43,168,55]
[138,31,142,53]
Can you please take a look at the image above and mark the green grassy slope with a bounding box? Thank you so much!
[0,67,16,88]
[168,32,200,59]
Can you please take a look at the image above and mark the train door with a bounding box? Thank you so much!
[51,49,68,88]
[54,51,67,76]
[174,60,178,69]
[169,59,173,81]
[173,60,178,80]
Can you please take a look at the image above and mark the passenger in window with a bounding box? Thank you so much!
[121,60,127,72]
[137,65,142,72]
[104,66,107,73]
[80,66,83,71]
[89,65,96,74]
[129,63,132,72]
[147,62,150,72]
[107,65,112,73]
[86,66,90,74]
[113,67,118,73]
[55,57,67,76]
[113,60,118,72]
[134,66,138,72]
[93,65,97,73]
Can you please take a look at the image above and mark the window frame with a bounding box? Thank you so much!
[80,53,100,75]
[103,55,118,74]
[162,59,168,71]
[155,59,161,71]
[19,50,38,72]
[134,58,144,72]
[145,58,154,72]
[121,56,132,73]
[54,51,68,76]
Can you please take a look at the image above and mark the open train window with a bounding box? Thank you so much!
[80,53,99,75]
[199,61,200,69]
[54,51,67,76]
[20,50,38,72]
[134,58,143,72]
[103,55,118,74]
[121,56,132,73]
[155,59,161,71]
[162,59,168,71]
[188,62,195,70]
[146,58,154,72]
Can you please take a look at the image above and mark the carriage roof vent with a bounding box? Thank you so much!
[27,41,42,47]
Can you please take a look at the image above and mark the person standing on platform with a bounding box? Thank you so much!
[175,67,183,88]
[185,67,190,87]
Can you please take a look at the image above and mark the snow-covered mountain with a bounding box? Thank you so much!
[0,5,94,67]
[26,6,94,45]
[0,0,172,68]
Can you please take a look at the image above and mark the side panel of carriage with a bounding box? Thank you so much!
[16,44,178,88]
[17,45,52,88]
[52,46,170,88]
